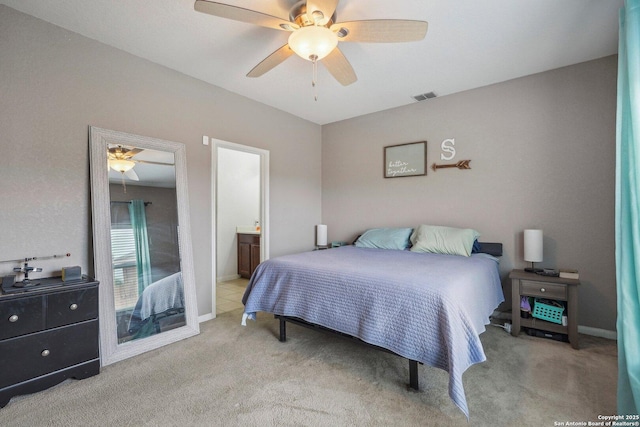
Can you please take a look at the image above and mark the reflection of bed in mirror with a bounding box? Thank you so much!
[126,272,185,341]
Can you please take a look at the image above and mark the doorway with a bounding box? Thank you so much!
[212,139,269,318]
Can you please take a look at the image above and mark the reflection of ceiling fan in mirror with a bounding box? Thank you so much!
[194,0,428,98]
[108,145,174,182]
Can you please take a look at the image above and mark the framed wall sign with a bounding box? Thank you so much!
[384,141,427,178]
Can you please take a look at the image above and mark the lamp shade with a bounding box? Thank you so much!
[288,26,338,61]
[316,224,328,246]
[524,229,543,262]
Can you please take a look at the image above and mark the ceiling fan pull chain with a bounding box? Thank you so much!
[311,54,319,101]
[121,173,127,193]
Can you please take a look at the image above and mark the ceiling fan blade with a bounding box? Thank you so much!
[247,44,295,78]
[322,47,357,86]
[306,0,339,25]
[331,20,428,43]
[136,160,175,166]
[108,145,142,157]
[123,148,143,157]
[194,0,297,31]
[124,169,140,181]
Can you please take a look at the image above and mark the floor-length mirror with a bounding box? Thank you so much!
[90,126,199,366]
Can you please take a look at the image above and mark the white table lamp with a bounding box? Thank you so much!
[524,229,543,273]
[316,224,328,249]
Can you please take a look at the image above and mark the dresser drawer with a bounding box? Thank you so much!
[520,280,567,300]
[0,320,99,389]
[47,287,98,328]
[0,295,44,340]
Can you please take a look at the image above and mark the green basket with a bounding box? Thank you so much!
[532,298,564,324]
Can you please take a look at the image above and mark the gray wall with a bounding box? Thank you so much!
[322,56,617,332]
[0,6,322,316]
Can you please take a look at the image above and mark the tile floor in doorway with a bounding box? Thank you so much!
[216,278,249,315]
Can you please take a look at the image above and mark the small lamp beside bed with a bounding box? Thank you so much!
[524,229,544,273]
[316,224,328,250]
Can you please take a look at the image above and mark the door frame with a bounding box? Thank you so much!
[211,139,269,318]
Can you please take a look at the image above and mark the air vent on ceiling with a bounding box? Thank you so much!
[412,91,437,102]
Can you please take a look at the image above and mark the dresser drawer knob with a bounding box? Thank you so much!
[69,303,78,310]
[41,349,50,357]
[540,288,546,292]
[9,314,19,323]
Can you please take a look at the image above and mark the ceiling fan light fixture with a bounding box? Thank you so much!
[109,158,135,173]
[288,25,338,61]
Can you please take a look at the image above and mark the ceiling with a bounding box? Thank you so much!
[0,0,623,125]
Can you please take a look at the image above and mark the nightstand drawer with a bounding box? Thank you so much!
[520,280,567,300]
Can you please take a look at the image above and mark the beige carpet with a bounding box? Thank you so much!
[0,309,617,426]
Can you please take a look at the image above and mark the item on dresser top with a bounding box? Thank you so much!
[61,265,82,281]
[2,275,89,295]
[1,253,73,294]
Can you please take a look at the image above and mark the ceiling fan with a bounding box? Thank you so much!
[108,145,174,182]
[194,0,428,96]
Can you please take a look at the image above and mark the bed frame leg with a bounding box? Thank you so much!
[279,317,286,342]
[409,360,419,390]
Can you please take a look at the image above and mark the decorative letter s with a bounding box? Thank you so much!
[440,138,456,161]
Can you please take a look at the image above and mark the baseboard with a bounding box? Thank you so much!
[492,311,617,340]
[198,313,214,323]
[578,325,617,340]
[217,274,241,282]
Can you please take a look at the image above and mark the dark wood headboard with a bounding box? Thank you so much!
[477,242,503,257]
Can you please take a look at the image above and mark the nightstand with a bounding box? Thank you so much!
[509,269,580,349]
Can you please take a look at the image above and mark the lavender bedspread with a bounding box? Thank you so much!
[242,245,504,417]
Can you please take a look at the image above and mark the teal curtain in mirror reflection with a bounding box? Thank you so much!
[129,199,152,294]
[616,0,640,415]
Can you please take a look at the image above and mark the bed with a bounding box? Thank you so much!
[241,226,504,418]
[127,272,185,338]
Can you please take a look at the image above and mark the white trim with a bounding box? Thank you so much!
[578,325,617,340]
[211,139,269,320]
[198,313,214,323]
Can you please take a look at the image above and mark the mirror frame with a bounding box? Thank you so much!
[89,126,199,366]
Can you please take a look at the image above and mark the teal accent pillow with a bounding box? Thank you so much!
[355,228,413,250]
[410,225,480,257]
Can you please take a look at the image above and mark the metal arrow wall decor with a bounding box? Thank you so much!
[431,159,471,172]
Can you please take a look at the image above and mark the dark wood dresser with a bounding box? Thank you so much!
[0,277,100,407]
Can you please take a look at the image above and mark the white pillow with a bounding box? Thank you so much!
[410,225,480,257]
